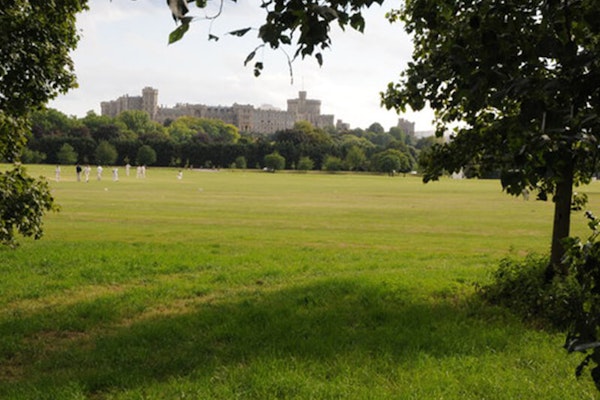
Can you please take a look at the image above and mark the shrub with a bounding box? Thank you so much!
[95,141,118,165]
[264,152,285,171]
[136,145,157,166]
[56,143,78,165]
[297,156,314,171]
[21,148,46,164]
[322,155,344,172]
[479,254,581,330]
[234,156,247,169]
[563,211,600,389]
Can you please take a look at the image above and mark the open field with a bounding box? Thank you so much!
[1,164,600,398]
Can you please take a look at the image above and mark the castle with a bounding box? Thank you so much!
[101,87,336,134]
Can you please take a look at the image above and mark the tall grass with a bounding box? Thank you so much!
[1,165,599,398]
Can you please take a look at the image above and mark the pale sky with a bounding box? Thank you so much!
[49,0,436,132]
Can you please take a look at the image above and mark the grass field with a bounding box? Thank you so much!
[1,164,600,399]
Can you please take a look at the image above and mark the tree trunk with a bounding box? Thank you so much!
[547,161,575,281]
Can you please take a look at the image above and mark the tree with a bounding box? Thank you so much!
[20,149,47,164]
[81,112,127,142]
[297,156,315,171]
[264,151,285,172]
[367,122,385,134]
[136,144,157,166]
[389,126,411,145]
[95,141,118,165]
[1,0,87,246]
[371,149,411,176]
[234,156,247,169]
[168,0,383,72]
[168,116,240,144]
[56,143,78,165]
[170,0,600,277]
[322,155,344,172]
[30,108,78,138]
[117,110,154,136]
[381,1,600,277]
[0,166,56,248]
[345,146,367,171]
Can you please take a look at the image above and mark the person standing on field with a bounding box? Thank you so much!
[76,164,82,182]
[55,165,60,182]
[97,165,103,181]
[84,165,91,182]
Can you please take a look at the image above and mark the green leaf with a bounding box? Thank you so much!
[244,50,256,66]
[350,13,365,32]
[253,62,263,77]
[168,22,190,45]
[228,27,252,37]
[315,52,323,66]
[315,6,338,21]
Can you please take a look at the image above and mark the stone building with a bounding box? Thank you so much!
[397,117,416,137]
[101,86,158,120]
[100,88,334,134]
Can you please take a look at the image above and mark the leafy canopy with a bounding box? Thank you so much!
[383,0,600,198]
[1,0,87,246]
[167,0,383,74]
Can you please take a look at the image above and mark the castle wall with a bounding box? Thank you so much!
[101,88,338,134]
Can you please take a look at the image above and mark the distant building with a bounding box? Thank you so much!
[397,117,415,137]
[100,88,334,134]
[101,86,158,120]
[336,119,350,131]
[287,91,334,128]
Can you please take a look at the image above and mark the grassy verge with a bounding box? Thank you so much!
[0,165,598,398]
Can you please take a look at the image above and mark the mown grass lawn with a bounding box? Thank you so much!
[1,164,599,399]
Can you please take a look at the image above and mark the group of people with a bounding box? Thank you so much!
[57,163,148,183]
[53,164,187,183]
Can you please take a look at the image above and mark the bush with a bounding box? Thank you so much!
[562,211,600,389]
[234,156,247,169]
[95,141,118,165]
[56,143,78,165]
[136,145,157,166]
[322,155,344,172]
[479,254,581,329]
[264,152,285,172]
[20,148,46,164]
[297,156,314,171]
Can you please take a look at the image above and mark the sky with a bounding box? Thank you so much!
[49,0,436,133]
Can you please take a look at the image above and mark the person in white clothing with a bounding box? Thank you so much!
[97,165,103,181]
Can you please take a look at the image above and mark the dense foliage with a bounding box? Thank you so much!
[1,0,87,246]
[563,211,600,389]
[0,165,56,247]
[383,0,600,273]
[480,254,580,330]
[21,108,426,173]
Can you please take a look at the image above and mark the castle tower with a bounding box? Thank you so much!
[142,87,159,120]
[287,91,322,125]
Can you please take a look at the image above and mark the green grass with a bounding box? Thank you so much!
[1,164,600,398]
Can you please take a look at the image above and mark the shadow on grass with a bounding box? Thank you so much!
[0,278,517,397]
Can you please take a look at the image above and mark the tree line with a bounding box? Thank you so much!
[20,107,440,174]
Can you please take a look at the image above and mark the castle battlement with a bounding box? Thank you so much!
[101,88,334,134]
